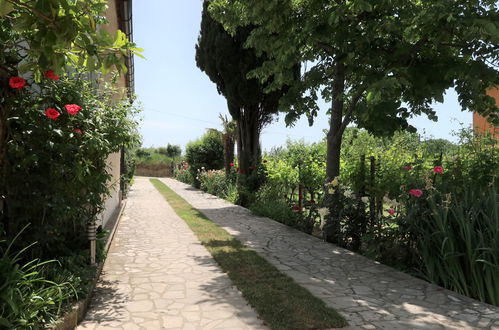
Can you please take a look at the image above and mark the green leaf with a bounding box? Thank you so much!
[0,0,14,16]
[434,93,444,103]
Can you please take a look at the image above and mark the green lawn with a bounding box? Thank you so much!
[150,178,347,330]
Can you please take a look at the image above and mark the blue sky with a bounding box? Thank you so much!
[133,0,472,151]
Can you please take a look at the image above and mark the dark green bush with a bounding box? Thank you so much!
[250,184,315,233]
[185,130,224,187]
[2,74,140,261]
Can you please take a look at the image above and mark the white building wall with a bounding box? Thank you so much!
[100,151,121,227]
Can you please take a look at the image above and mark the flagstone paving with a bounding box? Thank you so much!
[161,178,499,330]
[77,177,265,330]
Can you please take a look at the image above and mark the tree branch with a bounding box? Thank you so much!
[335,85,367,139]
[318,42,336,57]
[7,0,56,24]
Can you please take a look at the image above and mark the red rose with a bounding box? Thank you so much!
[403,165,413,170]
[229,162,234,167]
[291,205,301,211]
[409,189,423,197]
[65,104,82,115]
[73,128,83,135]
[387,208,395,215]
[308,199,315,204]
[433,166,444,174]
[44,70,59,81]
[45,108,60,120]
[9,76,26,89]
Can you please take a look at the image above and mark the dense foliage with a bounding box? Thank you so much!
[184,129,224,187]
[0,74,140,327]
[208,0,499,242]
[0,0,142,327]
[177,127,499,306]
[195,2,297,205]
[4,74,139,257]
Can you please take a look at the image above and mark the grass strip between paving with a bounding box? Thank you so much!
[150,178,348,330]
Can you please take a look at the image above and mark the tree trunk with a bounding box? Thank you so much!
[236,105,262,206]
[323,61,345,243]
[236,105,261,173]
[223,132,235,174]
[0,105,7,231]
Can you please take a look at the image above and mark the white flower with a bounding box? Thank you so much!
[328,188,335,194]
[197,168,200,172]
[318,207,330,217]
[361,196,369,204]
[343,189,353,198]
[196,176,199,180]
[201,166,205,170]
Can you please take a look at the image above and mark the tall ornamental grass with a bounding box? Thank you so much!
[412,186,498,306]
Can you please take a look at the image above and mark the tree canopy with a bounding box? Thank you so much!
[209,0,498,130]
[195,1,296,174]
[208,0,499,241]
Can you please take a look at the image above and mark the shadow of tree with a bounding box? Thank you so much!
[80,279,130,325]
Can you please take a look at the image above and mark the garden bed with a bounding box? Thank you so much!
[47,200,127,330]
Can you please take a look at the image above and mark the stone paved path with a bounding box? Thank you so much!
[78,177,265,330]
[161,178,499,330]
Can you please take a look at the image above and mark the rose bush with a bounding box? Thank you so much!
[3,73,140,259]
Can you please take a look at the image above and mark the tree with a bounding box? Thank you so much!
[195,1,295,179]
[166,143,182,159]
[209,0,499,242]
[0,0,142,230]
[219,114,236,173]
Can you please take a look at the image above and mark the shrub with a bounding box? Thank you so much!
[2,74,140,260]
[174,162,194,185]
[250,184,315,233]
[402,185,499,306]
[199,170,228,196]
[185,130,224,187]
[0,229,74,328]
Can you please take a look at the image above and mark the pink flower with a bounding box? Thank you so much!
[409,189,423,197]
[387,208,395,215]
[45,108,60,120]
[44,70,59,81]
[65,104,82,115]
[403,165,413,170]
[9,76,26,89]
[433,166,444,174]
[73,128,83,135]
